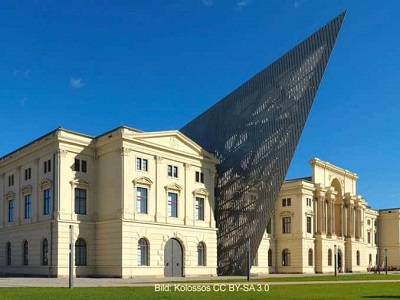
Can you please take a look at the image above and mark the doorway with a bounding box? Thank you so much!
[164,238,183,277]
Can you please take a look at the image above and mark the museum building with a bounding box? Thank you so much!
[0,126,219,278]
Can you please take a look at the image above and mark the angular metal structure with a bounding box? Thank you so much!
[181,12,346,275]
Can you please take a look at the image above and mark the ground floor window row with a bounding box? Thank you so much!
[5,238,49,266]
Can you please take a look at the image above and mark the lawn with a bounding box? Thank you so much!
[1,282,400,299]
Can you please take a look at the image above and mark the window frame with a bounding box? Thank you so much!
[282,248,291,266]
[23,240,29,266]
[24,194,32,219]
[74,188,87,215]
[137,238,149,266]
[195,197,205,221]
[197,242,206,266]
[75,238,87,266]
[167,192,178,217]
[282,216,291,234]
[308,249,313,266]
[136,187,148,214]
[306,216,312,233]
[43,188,51,215]
[42,239,49,266]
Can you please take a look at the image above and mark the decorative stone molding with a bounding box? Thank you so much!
[21,185,33,195]
[56,149,68,157]
[4,191,15,201]
[184,163,191,170]
[40,179,52,190]
[164,183,183,192]
[155,156,163,163]
[280,210,294,217]
[169,137,179,148]
[192,188,209,196]
[69,179,89,188]
[119,147,130,156]
[133,176,153,187]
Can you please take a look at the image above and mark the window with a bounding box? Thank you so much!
[74,159,87,173]
[136,158,148,172]
[24,168,31,180]
[43,189,51,215]
[282,217,291,234]
[266,218,272,234]
[306,198,312,206]
[369,254,372,265]
[136,187,148,214]
[75,188,87,215]
[8,200,14,222]
[282,198,291,207]
[374,233,377,245]
[195,171,204,183]
[44,159,51,173]
[197,242,206,266]
[42,239,48,265]
[282,249,291,266]
[328,249,332,266]
[24,194,31,219]
[8,175,14,186]
[6,242,11,266]
[75,238,87,266]
[137,238,149,266]
[167,165,178,178]
[23,240,28,265]
[195,197,204,220]
[356,250,360,266]
[367,219,371,225]
[308,249,313,266]
[307,216,312,233]
[268,249,272,266]
[167,192,178,217]
[367,232,371,244]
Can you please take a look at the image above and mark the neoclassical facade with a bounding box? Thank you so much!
[0,126,219,278]
[253,158,383,274]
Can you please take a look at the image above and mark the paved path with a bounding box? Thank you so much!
[0,275,399,288]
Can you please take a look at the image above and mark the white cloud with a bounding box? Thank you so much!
[70,78,85,89]
[202,0,213,7]
[236,0,252,9]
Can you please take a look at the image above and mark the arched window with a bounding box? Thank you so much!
[328,249,332,266]
[282,248,291,266]
[6,242,11,266]
[197,242,206,266]
[42,239,49,265]
[75,238,87,266]
[369,253,372,265]
[23,240,28,265]
[356,250,360,266]
[268,249,272,267]
[308,249,313,266]
[138,238,149,266]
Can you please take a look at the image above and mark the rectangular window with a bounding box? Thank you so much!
[266,218,272,234]
[44,159,51,173]
[307,216,312,233]
[282,198,291,207]
[8,200,14,222]
[136,187,148,214]
[75,159,80,171]
[367,219,371,225]
[195,197,205,220]
[167,192,178,217]
[195,171,205,183]
[75,188,87,215]
[8,175,14,187]
[24,194,31,219]
[81,160,87,173]
[306,198,312,206]
[136,158,148,171]
[367,232,371,244]
[43,189,51,215]
[282,216,291,234]
[24,168,31,180]
[168,165,178,178]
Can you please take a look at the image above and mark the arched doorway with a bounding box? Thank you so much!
[164,238,183,277]
[337,249,343,273]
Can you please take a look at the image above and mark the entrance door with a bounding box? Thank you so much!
[164,238,183,277]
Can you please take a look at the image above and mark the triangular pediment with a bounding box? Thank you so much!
[164,183,183,191]
[133,131,218,163]
[133,176,153,186]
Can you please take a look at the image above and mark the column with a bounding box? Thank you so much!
[318,197,323,234]
[340,203,344,237]
[331,200,335,235]
[313,197,318,234]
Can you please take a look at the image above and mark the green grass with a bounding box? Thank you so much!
[160,273,400,284]
[1,282,400,299]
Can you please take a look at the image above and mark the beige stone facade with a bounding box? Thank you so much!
[0,127,218,278]
[252,158,390,274]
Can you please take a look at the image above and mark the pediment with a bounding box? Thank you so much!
[21,185,33,195]
[133,176,154,186]
[40,179,52,189]
[164,183,183,191]
[280,210,294,216]
[70,179,89,187]
[4,191,15,201]
[192,188,209,196]
[134,131,218,162]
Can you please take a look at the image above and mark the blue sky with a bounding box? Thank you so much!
[1,1,399,209]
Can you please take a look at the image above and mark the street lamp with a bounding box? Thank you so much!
[385,249,388,275]
[334,245,337,277]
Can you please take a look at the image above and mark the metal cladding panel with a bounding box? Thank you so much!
[180,12,345,275]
